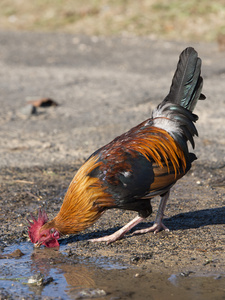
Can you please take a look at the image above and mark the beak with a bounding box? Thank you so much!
[34,242,42,248]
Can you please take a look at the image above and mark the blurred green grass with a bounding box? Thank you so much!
[0,0,224,41]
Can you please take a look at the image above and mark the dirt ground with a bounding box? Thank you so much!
[0,31,225,299]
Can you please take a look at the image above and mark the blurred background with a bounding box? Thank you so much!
[0,0,224,43]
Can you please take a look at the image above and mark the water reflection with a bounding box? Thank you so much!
[30,247,97,297]
[1,243,225,300]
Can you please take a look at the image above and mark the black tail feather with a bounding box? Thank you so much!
[163,47,205,112]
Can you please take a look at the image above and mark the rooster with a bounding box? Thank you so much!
[28,47,205,247]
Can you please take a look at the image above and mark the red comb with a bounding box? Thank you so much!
[28,209,48,243]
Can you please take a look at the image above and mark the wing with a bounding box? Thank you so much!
[88,120,187,218]
[89,151,183,218]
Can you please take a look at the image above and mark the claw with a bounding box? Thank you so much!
[132,222,169,235]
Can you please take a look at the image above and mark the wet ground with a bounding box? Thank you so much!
[0,31,225,299]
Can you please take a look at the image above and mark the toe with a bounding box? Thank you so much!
[133,222,169,235]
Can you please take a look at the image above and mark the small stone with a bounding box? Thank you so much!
[180,271,195,277]
[203,259,211,266]
[27,273,53,286]
[0,248,25,259]
[130,256,140,264]
[20,104,36,116]
[42,276,54,286]
[74,288,107,299]
[28,273,43,285]
[9,249,25,258]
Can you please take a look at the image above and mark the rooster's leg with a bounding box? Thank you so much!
[132,190,170,235]
[89,215,145,244]
[89,191,170,243]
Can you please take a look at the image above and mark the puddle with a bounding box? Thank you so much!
[0,243,225,299]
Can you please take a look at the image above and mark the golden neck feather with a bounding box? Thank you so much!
[53,156,114,235]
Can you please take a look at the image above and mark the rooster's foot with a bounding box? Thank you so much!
[132,222,169,235]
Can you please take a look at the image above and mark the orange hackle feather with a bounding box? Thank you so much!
[100,121,187,179]
[41,155,114,235]
[129,126,187,177]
